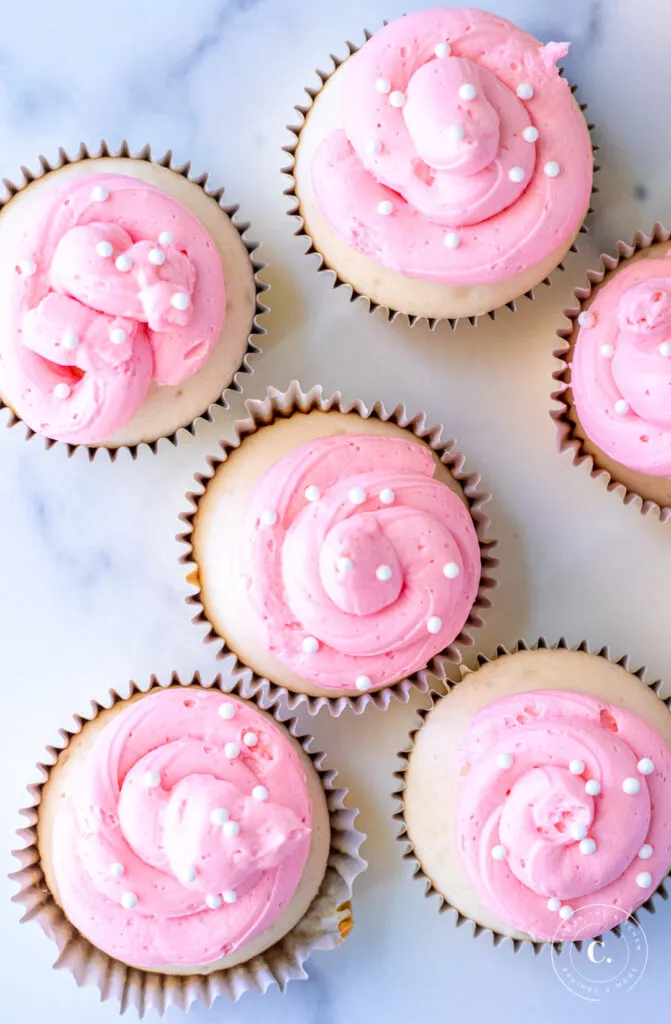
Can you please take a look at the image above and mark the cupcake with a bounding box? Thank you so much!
[554,227,671,518]
[13,680,364,1013]
[181,383,497,714]
[286,7,594,324]
[398,641,671,945]
[0,144,266,455]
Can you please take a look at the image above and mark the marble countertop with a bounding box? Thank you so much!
[2,1,671,1021]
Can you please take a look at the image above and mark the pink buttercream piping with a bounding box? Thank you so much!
[49,689,312,967]
[1,173,226,444]
[456,690,671,941]
[310,8,592,284]
[239,433,481,691]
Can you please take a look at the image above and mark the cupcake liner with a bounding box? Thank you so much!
[10,671,366,1016]
[177,380,498,717]
[551,223,671,522]
[0,140,269,461]
[282,32,599,331]
[392,636,671,954]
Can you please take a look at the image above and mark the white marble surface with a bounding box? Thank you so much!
[2,0,671,1020]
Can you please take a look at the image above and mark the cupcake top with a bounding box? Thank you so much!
[310,7,592,285]
[237,432,480,692]
[571,251,671,475]
[48,688,312,967]
[1,172,226,444]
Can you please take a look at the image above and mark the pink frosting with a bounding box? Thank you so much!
[50,689,312,967]
[456,690,671,941]
[1,173,225,444]
[572,254,671,475]
[310,8,592,284]
[239,433,481,691]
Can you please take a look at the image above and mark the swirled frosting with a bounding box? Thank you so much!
[456,690,671,940]
[2,173,225,444]
[239,433,481,691]
[49,689,312,967]
[310,8,592,284]
[571,254,671,475]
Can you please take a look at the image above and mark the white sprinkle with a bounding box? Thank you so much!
[181,866,197,883]
[159,230,174,246]
[224,742,240,759]
[115,253,132,272]
[427,616,442,634]
[491,845,507,861]
[614,399,629,416]
[459,83,477,101]
[659,343,671,357]
[91,185,109,202]
[389,90,405,108]
[547,897,561,912]
[355,675,372,691]
[252,785,269,802]
[110,327,127,345]
[638,758,654,775]
[121,892,137,910]
[304,484,321,502]
[379,488,395,504]
[260,509,277,526]
[210,807,229,826]
[600,344,614,358]
[578,310,596,328]
[96,240,114,258]
[544,161,560,178]
[585,779,601,796]
[61,330,78,350]
[223,890,237,904]
[580,838,596,856]
[302,636,319,653]
[243,731,258,747]
[53,382,71,400]
[218,702,235,719]
[443,562,460,578]
[377,200,393,216]
[559,905,574,921]
[349,486,366,505]
[446,124,465,144]
[109,862,125,878]
[18,259,36,276]
[143,770,160,789]
[569,759,585,775]
[337,556,353,574]
[206,894,221,909]
[517,83,534,100]
[570,823,588,841]
[444,232,461,249]
[435,41,451,58]
[375,77,391,94]
[365,138,382,156]
[623,777,640,795]
[496,753,513,769]
[376,564,393,581]
[171,291,190,310]
[149,247,165,266]
[223,820,240,838]
[636,871,652,889]
[639,844,654,860]
[508,166,525,183]
[522,126,539,143]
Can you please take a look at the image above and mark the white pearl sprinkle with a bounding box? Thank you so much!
[143,770,160,789]
[570,823,588,841]
[349,486,366,505]
[91,185,109,202]
[435,41,451,58]
[223,820,240,838]
[171,291,190,310]
[578,310,596,328]
[109,862,125,878]
[252,785,269,801]
[559,905,574,921]
[376,564,393,581]
[210,807,229,826]
[623,777,640,795]
[639,844,654,859]
[181,866,197,883]
[638,758,654,775]
[218,702,235,719]
[365,138,382,156]
[600,344,614,358]
[444,232,461,249]
[375,77,391,94]
[243,731,258,747]
[547,897,562,912]
[96,240,114,258]
[159,230,174,246]
[224,742,240,759]
[377,200,393,216]
[496,753,513,769]
[508,166,525,183]
[659,343,671,357]
[260,509,277,526]
[121,892,138,910]
[443,562,460,578]
[206,894,221,909]
[53,382,71,400]
[379,488,395,504]
[149,247,166,266]
[336,556,353,574]
[302,636,319,653]
[355,675,372,692]
[585,779,601,796]
[544,161,561,178]
[389,90,405,108]
[491,845,507,861]
[636,871,652,889]
[446,124,465,144]
[115,253,132,272]
[110,327,127,345]
[580,837,596,856]
[569,759,585,775]
[61,330,78,350]
[304,484,321,502]
[614,399,629,416]
[223,890,237,904]
[459,83,477,101]
[427,616,442,634]
[522,125,539,143]
[516,83,534,100]
[18,259,36,276]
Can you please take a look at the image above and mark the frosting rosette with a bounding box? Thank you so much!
[572,255,671,475]
[2,172,226,444]
[310,8,592,285]
[49,688,312,967]
[239,433,481,691]
[456,690,671,940]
